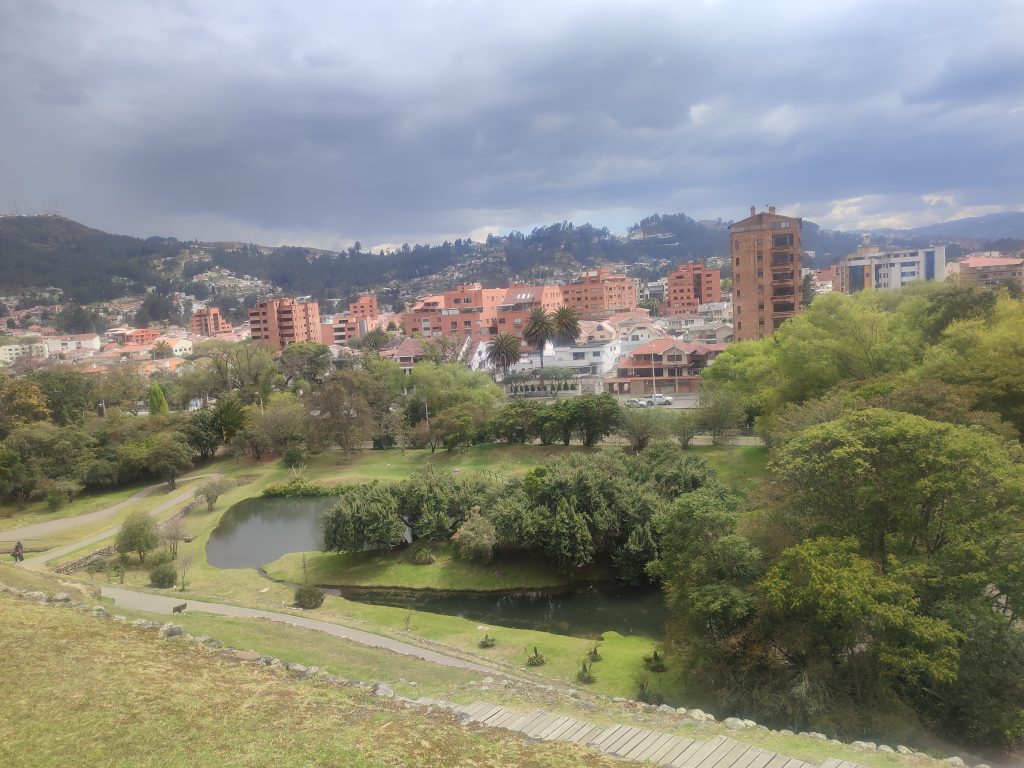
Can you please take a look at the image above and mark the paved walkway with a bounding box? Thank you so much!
[19,475,219,570]
[99,585,494,674]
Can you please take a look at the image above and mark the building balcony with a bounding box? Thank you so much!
[770,254,794,266]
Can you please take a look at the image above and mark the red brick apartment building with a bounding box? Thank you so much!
[729,206,802,340]
[561,267,638,319]
[662,262,721,314]
[189,307,233,338]
[249,297,321,349]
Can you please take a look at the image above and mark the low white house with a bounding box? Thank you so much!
[510,339,624,376]
[45,333,102,356]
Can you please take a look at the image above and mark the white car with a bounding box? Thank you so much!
[646,394,674,406]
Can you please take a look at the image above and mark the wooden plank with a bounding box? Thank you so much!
[634,732,677,763]
[535,715,570,739]
[740,751,778,768]
[761,756,793,768]
[470,704,503,723]
[819,761,844,768]
[606,727,643,754]
[573,724,605,744]
[546,718,583,741]
[461,701,489,717]
[662,737,704,766]
[624,732,663,760]
[509,710,548,733]
[673,736,726,768]
[651,736,693,764]
[482,707,511,724]
[591,725,628,749]
[488,710,519,729]
[524,712,562,737]
[616,729,655,758]
[701,740,751,768]
[559,721,591,742]
[729,746,768,768]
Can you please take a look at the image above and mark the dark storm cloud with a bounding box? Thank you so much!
[1,0,1022,246]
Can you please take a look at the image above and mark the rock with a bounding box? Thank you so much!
[112,615,127,623]
[91,607,111,618]
[51,592,71,603]
[612,697,626,703]
[742,719,757,729]
[807,732,827,741]
[204,638,224,649]
[233,650,261,662]
[975,763,992,768]
[879,745,895,753]
[658,704,675,714]
[723,717,747,731]
[943,758,967,768]
[851,741,877,752]
[372,682,395,698]
[779,729,795,737]
[829,740,842,746]
[191,635,210,644]
[25,591,48,601]
[675,707,688,715]
[896,746,914,755]
[687,708,707,720]
[481,676,493,684]
[158,623,184,638]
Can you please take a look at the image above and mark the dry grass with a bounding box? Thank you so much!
[0,595,618,768]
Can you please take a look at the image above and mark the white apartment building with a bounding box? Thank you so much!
[0,339,48,366]
[839,246,946,293]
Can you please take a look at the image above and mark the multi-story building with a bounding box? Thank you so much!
[947,252,1024,291]
[126,328,160,345]
[401,284,507,341]
[559,267,638,319]
[0,338,47,366]
[838,245,946,293]
[321,294,381,345]
[662,262,721,314]
[189,307,233,338]
[495,284,565,335]
[248,297,321,349]
[729,206,802,340]
[606,339,726,395]
[45,333,103,356]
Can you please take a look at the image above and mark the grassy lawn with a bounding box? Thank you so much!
[692,444,768,494]
[0,595,617,768]
[265,543,610,591]
[0,483,145,532]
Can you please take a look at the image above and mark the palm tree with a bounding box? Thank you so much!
[362,327,390,354]
[486,332,522,376]
[211,396,249,442]
[150,340,172,360]
[523,307,556,368]
[552,306,581,345]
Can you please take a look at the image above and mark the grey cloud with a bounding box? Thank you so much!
[0,0,1022,246]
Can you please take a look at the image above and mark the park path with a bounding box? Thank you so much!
[99,585,494,674]
[18,474,220,570]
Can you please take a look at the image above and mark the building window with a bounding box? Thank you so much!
[572,352,585,360]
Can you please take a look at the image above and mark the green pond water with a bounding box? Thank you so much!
[207,495,667,639]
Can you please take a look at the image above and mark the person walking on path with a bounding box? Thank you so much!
[11,542,24,562]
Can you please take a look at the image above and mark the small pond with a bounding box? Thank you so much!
[331,585,668,640]
[207,496,335,569]
[208,495,668,639]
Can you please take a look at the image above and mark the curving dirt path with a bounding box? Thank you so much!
[17,474,221,570]
[99,585,494,674]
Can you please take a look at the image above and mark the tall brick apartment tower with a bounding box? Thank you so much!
[729,206,802,340]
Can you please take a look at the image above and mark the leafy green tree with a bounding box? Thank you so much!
[307,375,373,459]
[248,393,307,453]
[278,341,331,387]
[361,327,390,354]
[144,433,193,489]
[569,393,621,446]
[183,408,220,460]
[671,409,701,449]
[618,406,671,454]
[490,399,541,444]
[54,303,101,334]
[30,368,95,425]
[486,332,522,375]
[322,483,406,552]
[198,477,234,511]
[148,382,170,416]
[523,307,556,367]
[697,385,746,444]
[115,510,159,564]
[95,365,146,415]
[451,511,497,562]
[613,522,658,586]
[0,373,50,438]
[539,497,593,573]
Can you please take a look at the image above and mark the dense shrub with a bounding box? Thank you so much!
[262,480,344,497]
[147,549,173,569]
[411,547,435,565]
[149,562,177,588]
[451,512,496,563]
[294,585,325,609]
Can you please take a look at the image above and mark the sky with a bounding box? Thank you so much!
[1,0,1022,251]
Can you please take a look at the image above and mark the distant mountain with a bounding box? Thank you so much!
[866,211,1024,241]
[0,215,186,303]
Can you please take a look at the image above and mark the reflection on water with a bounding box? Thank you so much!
[333,585,668,639]
[206,496,336,568]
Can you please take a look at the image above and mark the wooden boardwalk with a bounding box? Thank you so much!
[416,698,865,768]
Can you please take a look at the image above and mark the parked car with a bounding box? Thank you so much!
[645,393,674,406]
[624,398,648,408]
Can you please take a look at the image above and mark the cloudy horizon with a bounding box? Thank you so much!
[2,0,1022,251]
